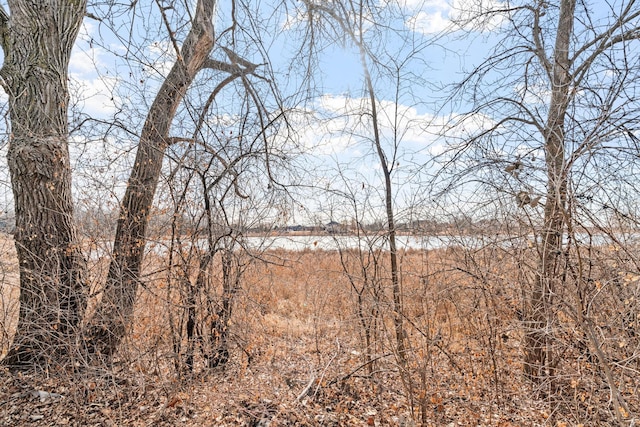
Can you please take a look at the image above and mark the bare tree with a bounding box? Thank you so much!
[156,86,286,372]
[295,2,440,419]
[523,0,576,384]
[83,0,267,360]
[0,0,287,368]
[439,0,640,421]
[0,1,88,369]
[300,0,413,365]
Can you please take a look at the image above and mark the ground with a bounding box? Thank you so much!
[0,242,635,425]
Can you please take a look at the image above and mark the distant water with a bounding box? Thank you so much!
[240,234,472,251]
[232,233,632,252]
[87,233,638,260]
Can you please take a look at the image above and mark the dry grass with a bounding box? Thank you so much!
[0,234,19,359]
[0,240,638,425]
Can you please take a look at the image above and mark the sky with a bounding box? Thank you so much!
[0,0,527,228]
[46,0,508,225]
[0,0,636,229]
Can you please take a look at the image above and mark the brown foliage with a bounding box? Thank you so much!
[1,240,639,425]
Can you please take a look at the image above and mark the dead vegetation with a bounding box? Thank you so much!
[0,235,639,425]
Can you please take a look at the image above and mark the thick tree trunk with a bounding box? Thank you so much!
[524,0,576,382]
[0,1,87,370]
[84,0,216,360]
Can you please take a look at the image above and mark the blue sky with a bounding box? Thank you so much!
[0,0,515,226]
[3,0,636,229]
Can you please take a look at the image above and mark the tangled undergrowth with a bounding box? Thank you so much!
[1,239,638,426]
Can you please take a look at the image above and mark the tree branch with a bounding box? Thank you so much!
[155,0,183,64]
[530,4,552,77]
[221,46,259,71]
[202,58,240,74]
[85,12,102,21]
[572,3,640,66]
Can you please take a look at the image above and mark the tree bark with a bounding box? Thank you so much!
[84,0,217,360]
[524,0,576,382]
[0,1,87,370]
[358,36,406,368]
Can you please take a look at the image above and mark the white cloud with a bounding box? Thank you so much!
[513,81,551,106]
[428,143,447,156]
[270,106,356,156]
[317,94,439,146]
[439,111,499,139]
[405,0,509,35]
[276,94,446,162]
[69,23,122,117]
[69,74,119,117]
[71,21,119,74]
[408,10,451,34]
[70,134,136,207]
[77,19,96,44]
[281,6,306,31]
[0,85,7,104]
[144,40,179,79]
